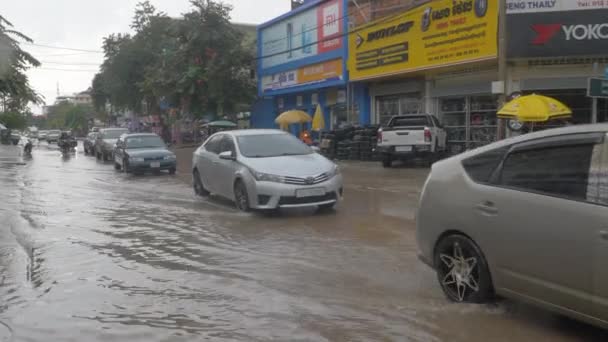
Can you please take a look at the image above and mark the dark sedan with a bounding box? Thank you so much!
[113,133,176,175]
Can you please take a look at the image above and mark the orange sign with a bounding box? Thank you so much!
[297,59,343,84]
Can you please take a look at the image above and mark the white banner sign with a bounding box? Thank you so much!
[507,0,608,13]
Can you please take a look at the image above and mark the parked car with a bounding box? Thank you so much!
[192,129,343,212]
[416,123,608,329]
[83,132,97,156]
[46,130,61,143]
[95,128,128,161]
[38,130,48,141]
[113,133,176,174]
[10,131,21,145]
[377,114,447,167]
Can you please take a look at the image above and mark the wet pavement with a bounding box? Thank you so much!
[1,141,607,341]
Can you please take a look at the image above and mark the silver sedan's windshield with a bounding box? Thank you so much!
[126,136,165,149]
[102,130,128,139]
[237,134,312,158]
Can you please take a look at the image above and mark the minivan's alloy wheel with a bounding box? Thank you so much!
[434,235,493,303]
[234,181,250,212]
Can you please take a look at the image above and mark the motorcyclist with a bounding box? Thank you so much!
[58,131,76,152]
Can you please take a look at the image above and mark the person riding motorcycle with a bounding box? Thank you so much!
[58,131,76,152]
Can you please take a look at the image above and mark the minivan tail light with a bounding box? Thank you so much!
[424,127,432,143]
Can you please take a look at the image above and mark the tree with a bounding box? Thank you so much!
[0,14,42,112]
[0,111,27,129]
[92,0,256,120]
[46,102,92,133]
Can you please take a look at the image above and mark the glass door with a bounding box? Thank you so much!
[469,95,498,149]
[440,97,467,154]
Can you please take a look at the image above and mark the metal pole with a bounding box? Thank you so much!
[497,0,508,140]
[592,98,598,123]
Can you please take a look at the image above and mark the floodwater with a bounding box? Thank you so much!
[0,141,606,341]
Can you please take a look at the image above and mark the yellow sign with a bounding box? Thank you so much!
[347,0,498,81]
[297,59,343,84]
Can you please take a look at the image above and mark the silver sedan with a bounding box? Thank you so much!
[416,123,608,329]
[192,129,343,212]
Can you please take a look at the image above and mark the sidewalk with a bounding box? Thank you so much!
[172,145,196,184]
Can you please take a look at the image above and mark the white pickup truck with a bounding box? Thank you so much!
[376,114,447,168]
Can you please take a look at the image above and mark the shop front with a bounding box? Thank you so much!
[252,0,351,132]
[506,0,608,126]
[347,0,499,143]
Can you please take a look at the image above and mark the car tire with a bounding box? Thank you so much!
[434,234,494,303]
[169,167,176,175]
[233,180,250,212]
[114,161,121,170]
[96,151,101,160]
[382,155,392,168]
[192,169,209,197]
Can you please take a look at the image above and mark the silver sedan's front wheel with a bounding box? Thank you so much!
[234,180,250,212]
[434,235,493,303]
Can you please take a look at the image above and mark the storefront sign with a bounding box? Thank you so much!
[347,0,498,81]
[507,9,608,58]
[261,59,343,92]
[588,78,608,98]
[259,0,343,69]
[506,0,608,14]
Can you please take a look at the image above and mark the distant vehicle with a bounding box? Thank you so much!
[416,123,608,329]
[95,128,128,161]
[27,127,38,139]
[38,130,48,141]
[10,131,21,145]
[377,114,447,167]
[46,130,61,143]
[58,132,77,154]
[113,133,176,174]
[83,132,97,156]
[192,129,342,212]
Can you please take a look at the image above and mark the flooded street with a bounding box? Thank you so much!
[0,142,607,342]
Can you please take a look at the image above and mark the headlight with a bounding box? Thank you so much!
[163,154,176,160]
[253,171,285,183]
[131,157,144,162]
[327,165,340,178]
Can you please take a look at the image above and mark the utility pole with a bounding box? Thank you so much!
[497,0,507,139]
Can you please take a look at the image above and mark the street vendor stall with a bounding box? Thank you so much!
[498,94,573,133]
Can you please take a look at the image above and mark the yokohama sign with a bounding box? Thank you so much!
[507,10,608,58]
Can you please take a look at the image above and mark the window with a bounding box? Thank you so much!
[462,147,508,183]
[219,135,235,154]
[431,116,441,128]
[126,135,164,149]
[204,134,223,154]
[389,115,430,127]
[499,144,594,200]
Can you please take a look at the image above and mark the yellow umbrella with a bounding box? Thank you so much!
[311,105,325,131]
[497,94,572,122]
[275,110,313,126]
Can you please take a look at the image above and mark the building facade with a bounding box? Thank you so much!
[252,0,354,131]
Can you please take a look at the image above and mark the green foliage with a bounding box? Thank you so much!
[91,0,256,119]
[46,103,92,131]
[0,111,27,129]
[0,14,42,112]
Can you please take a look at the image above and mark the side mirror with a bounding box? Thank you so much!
[219,151,235,160]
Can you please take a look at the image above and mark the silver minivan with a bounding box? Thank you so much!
[416,124,608,329]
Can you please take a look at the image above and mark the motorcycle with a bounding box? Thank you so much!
[58,137,77,155]
[23,139,33,155]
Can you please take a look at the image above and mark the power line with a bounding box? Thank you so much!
[41,61,101,66]
[23,42,103,53]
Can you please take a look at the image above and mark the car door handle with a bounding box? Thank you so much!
[476,201,498,216]
[599,230,608,241]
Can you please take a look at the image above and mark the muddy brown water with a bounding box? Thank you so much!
[0,142,606,341]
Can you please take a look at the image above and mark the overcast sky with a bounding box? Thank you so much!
[3,0,290,113]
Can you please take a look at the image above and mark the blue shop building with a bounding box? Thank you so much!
[251,0,370,132]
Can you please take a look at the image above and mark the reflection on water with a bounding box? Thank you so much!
[0,143,607,341]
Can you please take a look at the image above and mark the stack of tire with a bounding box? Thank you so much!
[320,132,336,159]
[336,140,351,160]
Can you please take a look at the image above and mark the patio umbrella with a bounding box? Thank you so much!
[497,94,572,122]
[275,110,313,131]
[311,105,325,132]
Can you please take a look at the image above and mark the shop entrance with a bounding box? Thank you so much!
[375,93,422,125]
[439,95,498,154]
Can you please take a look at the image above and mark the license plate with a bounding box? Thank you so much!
[395,146,412,152]
[150,161,161,168]
[296,188,325,198]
